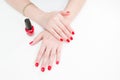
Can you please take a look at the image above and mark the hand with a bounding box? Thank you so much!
[29,31,63,72]
[38,11,74,42]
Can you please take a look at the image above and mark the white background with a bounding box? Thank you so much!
[0,0,120,80]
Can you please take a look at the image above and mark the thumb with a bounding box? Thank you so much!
[29,32,44,46]
[60,11,70,16]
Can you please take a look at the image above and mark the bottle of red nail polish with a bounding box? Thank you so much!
[25,18,34,36]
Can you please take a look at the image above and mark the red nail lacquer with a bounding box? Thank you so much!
[60,38,63,42]
[72,31,75,35]
[41,67,45,72]
[65,11,70,16]
[66,11,70,13]
[70,36,73,40]
[29,41,33,45]
[48,66,52,71]
[25,18,34,36]
[66,39,70,43]
[35,63,39,67]
[56,61,59,65]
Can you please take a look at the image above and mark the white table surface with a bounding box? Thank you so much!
[0,0,120,80]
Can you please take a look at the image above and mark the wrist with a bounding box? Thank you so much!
[36,11,59,27]
[24,2,45,24]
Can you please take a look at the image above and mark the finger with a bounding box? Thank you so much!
[41,47,51,72]
[56,45,62,65]
[29,32,44,46]
[47,48,56,71]
[35,44,46,67]
[48,28,64,42]
[58,14,75,35]
[60,11,70,16]
[55,19,73,42]
[52,24,69,42]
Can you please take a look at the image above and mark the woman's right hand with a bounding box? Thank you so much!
[38,11,74,42]
[29,31,63,72]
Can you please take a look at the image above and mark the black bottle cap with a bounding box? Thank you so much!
[25,18,32,30]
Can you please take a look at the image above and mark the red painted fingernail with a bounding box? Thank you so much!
[41,67,45,72]
[29,41,33,45]
[60,38,63,42]
[35,63,39,67]
[66,39,70,43]
[70,36,73,40]
[48,66,52,71]
[56,61,59,65]
[66,11,70,13]
[72,31,75,35]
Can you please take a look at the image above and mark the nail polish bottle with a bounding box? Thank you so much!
[25,18,34,36]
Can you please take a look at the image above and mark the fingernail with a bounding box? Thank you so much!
[66,11,70,13]
[72,31,75,35]
[66,39,70,43]
[60,38,63,42]
[35,63,39,67]
[48,66,52,71]
[70,36,73,40]
[29,41,33,45]
[41,67,45,72]
[56,61,59,65]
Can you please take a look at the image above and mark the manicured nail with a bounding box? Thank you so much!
[29,41,33,45]
[70,36,73,40]
[66,39,70,43]
[41,67,45,72]
[35,63,39,67]
[60,38,63,42]
[48,66,52,71]
[72,31,75,35]
[66,11,70,13]
[56,61,59,65]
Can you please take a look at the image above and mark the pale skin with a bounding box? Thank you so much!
[30,31,63,71]
[6,0,85,72]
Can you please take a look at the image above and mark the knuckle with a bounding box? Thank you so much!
[57,50,61,54]
[51,53,55,58]
[65,23,69,27]
[44,54,49,58]
[52,15,57,20]
[50,56,54,61]
[57,30,62,34]
[63,28,68,32]
[47,20,52,25]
